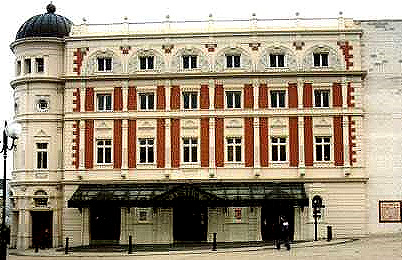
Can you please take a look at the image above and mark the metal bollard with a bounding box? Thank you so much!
[212,232,217,251]
[65,237,69,254]
[327,226,332,241]
[128,235,133,254]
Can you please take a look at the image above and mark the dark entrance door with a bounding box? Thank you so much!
[90,207,121,244]
[261,202,294,241]
[173,203,208,242]
[31,211,52,248]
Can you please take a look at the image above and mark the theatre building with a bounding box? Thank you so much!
[9,4,366,249]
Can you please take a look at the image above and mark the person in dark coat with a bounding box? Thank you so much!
[276,216,291,250]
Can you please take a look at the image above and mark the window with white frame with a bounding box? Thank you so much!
[24,58,31,74]
[269,54,285,67]
[35,58,44,73]
[36,143,48,169]
[183,137,198,163]
[315,137,331,161]
[313,53,329,67]
[314,89,330,108]
[226,91,241,109]
[183,92,198,110]
[139,138,154,164]
[226,55,241,68]
[139,56,154,70]
[227,137,242,162]
[97,94,112,111]
[270,90,286,108]
[97,57,112,72]
[97,140,112,164]
[139,93,155,110]
[182,55,197,69]
[271,137,287,162]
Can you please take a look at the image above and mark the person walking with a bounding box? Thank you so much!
[276,216,291,250]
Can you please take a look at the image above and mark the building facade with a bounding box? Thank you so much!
[9,4,367,249]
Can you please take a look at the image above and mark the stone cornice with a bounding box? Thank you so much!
[10,77,65,88]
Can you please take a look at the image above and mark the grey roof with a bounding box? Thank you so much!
[16,3,72,40]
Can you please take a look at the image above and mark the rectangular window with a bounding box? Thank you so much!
[314,90,330,108]
[97,140,112,164]
[183,138,198,163]
[36,143,48,169]
[97,94,112,111]
[226,55,241,68]
[315,137,331,161]
[183,92,198,109]
[271,137,287,162]
[97,57,112,72]
[313,53,329,67]
[226,91,241,109]
[16,60,21,76]
[139,93,155,110]
[24,58,31,74]
[35,58,44,73]
[183,55,197,69]
[227,137,242,162]
[270,90,286,108]
[269,54,285,67]
[139,56,154,70]
[139,138,154,164]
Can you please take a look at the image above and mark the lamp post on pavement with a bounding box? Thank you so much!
[0,121,21,259]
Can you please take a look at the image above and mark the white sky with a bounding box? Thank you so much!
[0,0,400,175]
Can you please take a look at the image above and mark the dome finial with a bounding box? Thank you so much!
[46,2,56,13]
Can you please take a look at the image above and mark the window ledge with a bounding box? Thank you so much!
[314,161,334,167]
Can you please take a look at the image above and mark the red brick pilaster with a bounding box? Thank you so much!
[170,118,180,168]
[304,116,313,166]
[85,87,94,112]
[73,48,88,75]
[157,119,166,168]
[244,117,254,167]
[259,117,269,167]
[128,120,136,168]
[157,85,166,110]
[201,118,209,167]
[128,86,137,111]
[214,84,224,109]
[338,41,354,70]
[332,83,342,107]
[347,82,355,108]
[114,87,123,111]
[259,84,268,109]
[85,120,94,169]
[244,84,254,109]
[215,118,224,167]
[334,116,344,166]
[303,83,313,108]
[113,120,122,169]
[170,85,180,110]
[73,88,80,112]
[288,83,298,108]
[348,116,357,166]
[200,84,210,109]
[72,121,80,168]
[289,117,299,167]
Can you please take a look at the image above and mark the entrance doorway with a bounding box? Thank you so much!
[261,202,294,241]
[90,207,121,244]
[173,204,207,242]
[31,211,52,248]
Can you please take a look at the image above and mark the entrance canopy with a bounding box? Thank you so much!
[68,182,309,208]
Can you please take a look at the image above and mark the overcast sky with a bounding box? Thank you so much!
[0,0,400,173]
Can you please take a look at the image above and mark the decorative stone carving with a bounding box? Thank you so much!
[172,47,209,72]
[215,47,252,72]
[85,49,122,75]
[128,48,165,73]
[302,44,343,70]
[259,46,297,71]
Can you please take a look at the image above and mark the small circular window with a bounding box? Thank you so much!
[37,99,49,112]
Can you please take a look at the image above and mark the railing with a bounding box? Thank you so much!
[70,16,358,37]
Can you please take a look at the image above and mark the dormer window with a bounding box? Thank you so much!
[226,55,241,68]
[313,53,329,67]
[140,56,154,70]
[97,57,112,72]
[183,55,197,69]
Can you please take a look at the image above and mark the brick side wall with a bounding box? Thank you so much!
[334,116,344,166]
[170,118,180,168]
[258,84,268,109]
[113,87,123,111]
[128,120,136,168]
[244,84,254,109]
[214,84,224,109]
[200,84,210,109]
[73,88,80,112]
[85,120,94,169]
[200,118,209,167]
[157,85,166,110]
[128,86,137,111]
[288,83,298,108]
[157,119,166,168]
[85,87,94,112]
[259,117,269,167]
[72,121,79,168]
[244,117,254,167]
[170,85,180,110]
[113,119,122,168]
[304,116,314,166]
[215,118,224,167]
[289,117,299,167]
[303,83,313,108]
[332,83,343,107]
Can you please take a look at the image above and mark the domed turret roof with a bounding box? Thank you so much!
[16,3,73,40]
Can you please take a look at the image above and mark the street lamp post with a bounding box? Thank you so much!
[0,121,21,259]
